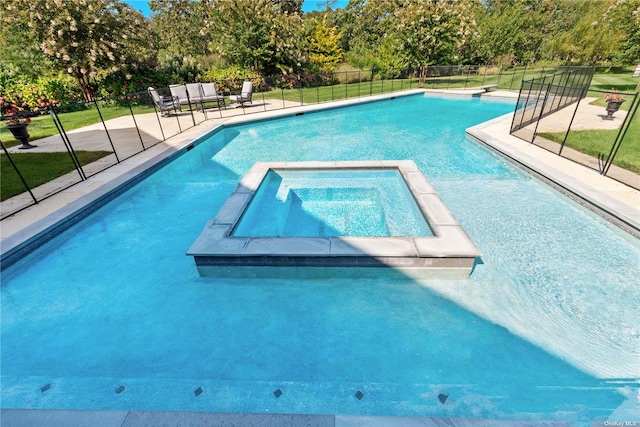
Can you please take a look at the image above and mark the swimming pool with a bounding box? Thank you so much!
[2,94,639,425]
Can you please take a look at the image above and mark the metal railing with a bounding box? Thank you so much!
[3,65,638,220]
[1,70,428,219]
[510,67,639,189]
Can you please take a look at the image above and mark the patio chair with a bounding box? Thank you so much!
[199,82,227,109]
[169,84,196,110]
[148,87,181,116]
[185,83,206,111]
[229,81,253,107]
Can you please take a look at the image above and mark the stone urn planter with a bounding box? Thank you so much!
[603,91,626,120]
[6,123,36,149]
[604,99,625,119]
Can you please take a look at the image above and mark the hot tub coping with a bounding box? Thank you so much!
[188,161,482,277]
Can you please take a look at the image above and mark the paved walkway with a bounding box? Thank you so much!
[0,89,638,426]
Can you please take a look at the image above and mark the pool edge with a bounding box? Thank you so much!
[466,116,640,239]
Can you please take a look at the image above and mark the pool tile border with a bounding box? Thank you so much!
[188,160,482,277]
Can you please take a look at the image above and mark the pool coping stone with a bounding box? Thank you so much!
[187,160,482,276]
[0,409,579,427]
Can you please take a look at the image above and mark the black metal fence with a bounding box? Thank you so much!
[2,71,431,219]
[2,65,638,220]
[510,67,639,189]
[511,67,595,139]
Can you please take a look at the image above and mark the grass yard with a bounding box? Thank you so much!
[538,108,640,174]
[1,151,112,201]
[262,78,423,103]
[0,104,156,148]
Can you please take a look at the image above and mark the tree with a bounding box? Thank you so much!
[605,0,640,64]
[474,0,561,64]
[316,0,337,11]
[307,15,344,72]
[1,0,154,101]
[392,0,479,66]
[338,0,478,73]
[205,0,305,75]
[339,0,401,70]
[149,0,213,60]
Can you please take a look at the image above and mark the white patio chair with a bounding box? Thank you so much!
[148,87,181,116]
[229,81,253,107]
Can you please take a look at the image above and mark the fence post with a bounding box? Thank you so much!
[530,82,553,144]
[521,63,528,88]
[331,74,335,101]
[93,98,120,163]
[558,94,586,156]
[603,92,639,176]
[345,71,348,99]
[281,85,286,109]
[126,95,146,151]
[50,108,86,180]
[149,94,167,141]
[358,71,361,97]
[182,84,196,127]
[508,65,516,90]
[370,70,374,96]
[298,75,304,105]
[0,141,38,204]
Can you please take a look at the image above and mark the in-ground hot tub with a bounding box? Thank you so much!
[188,160,482,278]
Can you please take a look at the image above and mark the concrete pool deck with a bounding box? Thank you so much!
[1,89,638,426]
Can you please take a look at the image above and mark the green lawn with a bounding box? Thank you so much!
[0,104,156,148]
[1,151,112,201]
[262,78,423,103]
[538,110,640,173]
[590,71,639,93]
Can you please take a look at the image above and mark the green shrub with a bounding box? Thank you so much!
[0,74,82,111]
[97,67,176,98]
[201,66,265,92]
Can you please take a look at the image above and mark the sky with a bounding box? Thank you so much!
[122,1,349,17]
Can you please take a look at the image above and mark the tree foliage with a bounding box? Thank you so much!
[204,0,305,75]
[605,0,640,64]
[341,0,477,74]
[1,0,154,101]
[1,0,638,109]
[149,0,213,60]
[541,0,616,65]
[307,15,344,72]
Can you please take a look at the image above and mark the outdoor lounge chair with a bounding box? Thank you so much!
[148,87,181,116]
[185,83,206,111]
[199,82,226,109]
[229,81,253,107]
[169,84,196,110]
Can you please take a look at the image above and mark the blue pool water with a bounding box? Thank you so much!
[2,95,639,424]
[232,169,432,237]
